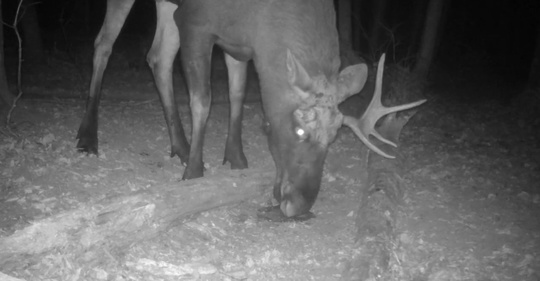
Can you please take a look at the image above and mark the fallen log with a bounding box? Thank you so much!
[0,169,274,267]
[342,112,415,281]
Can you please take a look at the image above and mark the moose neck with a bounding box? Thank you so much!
[251,0,342,122]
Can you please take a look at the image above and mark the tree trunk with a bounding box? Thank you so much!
[370,0,387,56]
[407,0,428,58]
[514,16,540,112]
[21,0,44,63]
[0,169,274,266]
[413,0,446,79]
[0,0,14,111]
[338,0,353,51]
[338,0,363,68]
[351,0,369,54]
[528,22,540,91]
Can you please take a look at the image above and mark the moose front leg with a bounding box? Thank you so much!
[147,0,190,164]
[222,53,248,169]
[77,0,136,154]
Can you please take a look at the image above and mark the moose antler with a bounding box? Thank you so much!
[342,54,427,158]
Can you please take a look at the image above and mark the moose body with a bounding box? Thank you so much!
[176,0,364,216]
[77,0,425,217]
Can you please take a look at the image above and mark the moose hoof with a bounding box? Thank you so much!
[76,138,98,155]
[170,148,190,166]
[222,156,248,170]
[257,205,315,222]
[182,164,205,180]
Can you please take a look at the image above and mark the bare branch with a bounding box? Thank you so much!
[5,0,25,129]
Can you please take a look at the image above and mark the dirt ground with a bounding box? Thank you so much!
[1,49,539,281]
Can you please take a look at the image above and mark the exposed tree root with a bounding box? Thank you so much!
[0,169,273,268]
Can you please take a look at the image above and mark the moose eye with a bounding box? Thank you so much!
[262,121,271,135]
[294,127,309,141]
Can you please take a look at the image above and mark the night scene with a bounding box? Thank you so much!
[0,0,539,280]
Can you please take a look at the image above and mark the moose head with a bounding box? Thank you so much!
[266,51,426,217]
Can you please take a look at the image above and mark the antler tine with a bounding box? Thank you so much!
[342,53,427,159]
[361,53,386,121]
[343,115,396,158]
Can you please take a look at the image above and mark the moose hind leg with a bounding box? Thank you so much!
[180,35,214,180]
[147,1,190,164]
[222,53,248,169]
[77,0,136,154]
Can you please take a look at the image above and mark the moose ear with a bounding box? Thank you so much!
[287,49,312,99]
[337,63,368,102]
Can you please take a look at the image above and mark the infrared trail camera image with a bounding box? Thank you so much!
[0,0,539,280]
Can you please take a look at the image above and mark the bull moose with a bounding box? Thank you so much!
[76,0,426,217]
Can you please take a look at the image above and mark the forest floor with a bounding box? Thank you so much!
[0,46,539,281]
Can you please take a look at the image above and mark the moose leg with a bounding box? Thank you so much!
[180,36,213,180]
[147,0,190,164]
[266,130,284,202]
[77,0,136,154]
[222,53,248,169]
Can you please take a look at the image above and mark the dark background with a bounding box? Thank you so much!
[2,0,539,97]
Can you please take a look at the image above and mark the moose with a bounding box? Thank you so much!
[76,0,426,217]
